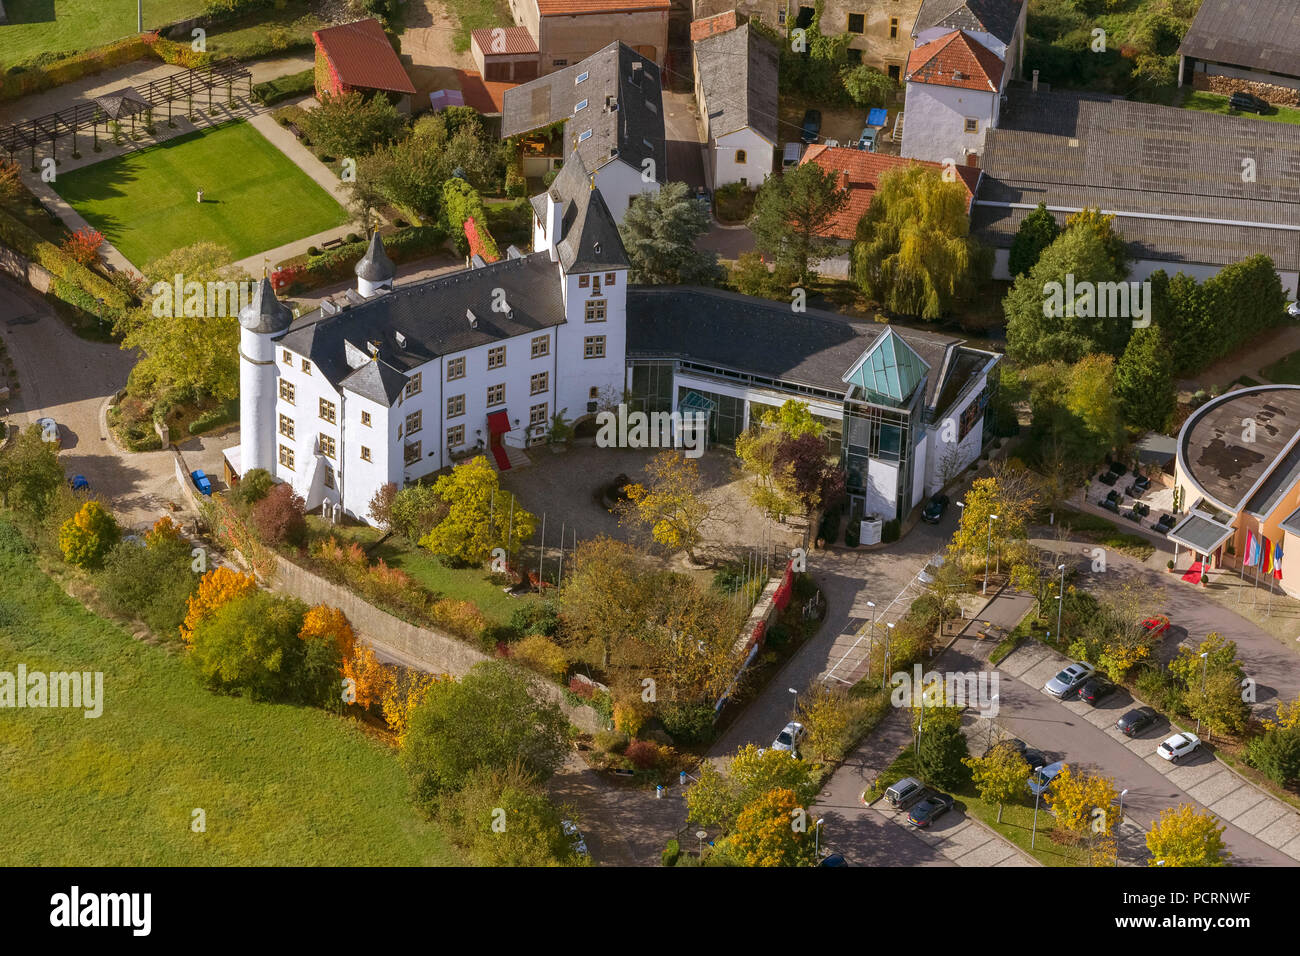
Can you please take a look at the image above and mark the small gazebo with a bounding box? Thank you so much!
[94,87,152,141]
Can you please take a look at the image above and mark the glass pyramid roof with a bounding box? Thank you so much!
[842,327,928,406]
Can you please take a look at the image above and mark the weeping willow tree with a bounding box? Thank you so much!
[852,164,984,320]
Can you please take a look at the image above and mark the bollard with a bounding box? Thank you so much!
[679,771,687,786]
[656,785,664,799]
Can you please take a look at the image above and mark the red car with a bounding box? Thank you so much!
[1140,614,1170,637]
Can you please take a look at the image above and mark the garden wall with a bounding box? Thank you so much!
[272,554,604,733]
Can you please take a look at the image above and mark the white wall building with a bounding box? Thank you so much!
[691,18,779,189]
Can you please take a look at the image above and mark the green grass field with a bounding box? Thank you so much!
[0,521,459,865]
[1261,350,1300,385]
[0,0,203,67]
[54,120,348,268]
[1182,91,1300,126]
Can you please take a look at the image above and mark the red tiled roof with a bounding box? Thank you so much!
[314,18,416,95]
[691,10,738,42]
[453,70,517,115]
[537,0,670,14]
[799,145,981,241]
[470,26,539,56]
[905,30,1003,91]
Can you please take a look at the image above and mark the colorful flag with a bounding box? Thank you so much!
[1262,536,1274,575]
[1274,541,1284,580]
[1244,530,1260,567]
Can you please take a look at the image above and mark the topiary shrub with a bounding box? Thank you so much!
[512,634,569,681]
[662,838,681,866]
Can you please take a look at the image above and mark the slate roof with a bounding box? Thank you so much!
[694,23,780,142]
[800,145,980,240]
[1177,0,1300,79]
[313,18,415,95]
[971,88,1300,269]
[1177,386,1300,514]
[913,0,1024,45]
[906,30,1004,92]
[355,232,394,282]
[626,287,985,414]
[544,151,630,272]
[501,42,666,184]
[340,357,410,405]
[239,277,292,335]
[276,252,566,398]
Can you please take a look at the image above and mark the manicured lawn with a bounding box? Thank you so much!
[1057,507,1155,561]
[54,120,348,268]
[1182,91,1300,127]
[0,1,203,67]
[306,516,538,626]
[443,0,513,52]
[1261,350,1300,385]
[0,521,459,865]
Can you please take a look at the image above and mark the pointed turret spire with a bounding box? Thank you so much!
[355,231,395,284]
[238,276,292,334]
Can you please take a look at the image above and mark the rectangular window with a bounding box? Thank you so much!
[531,371,549,395]
[553,59,567,67]
[889,17,899,39]
[323,465,335,490]
[301,359,312,375]
[447,424,465,447]
[319,433,336,459]
[404,441,422,465]
[279,444,295,470]
[447,394,465,418]
[574,99,588,113]
[406,410,422,434]
[487,346,506,369]
[319,398,336,424]
[584,336,606,359]
[278,414,294,440]
[530,402,548,427]
[964,117,979,133]
[405,372,422,397]
[847,13,864,33]
[578,129,592,143]
[579,274,590,288]
[531,334,549,358]
[605,273,617,285]
[360,446,372,462]
[282,349,292,365]
[888,64,901,82]
[279,380,295,405]
[361,410,371,427]
[585,299,606,322]
[576,71,589,84]
[487,383,506,407]
[447,357,466,380]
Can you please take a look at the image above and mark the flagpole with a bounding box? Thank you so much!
[1238,531,1250,602]
[1254,562,1261,609]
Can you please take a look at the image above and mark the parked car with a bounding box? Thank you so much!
[1141,614,1170,637]
[884,776,925,809]
[907,791,955,828]
[771,721,804,754]
[818,852,849,867]
[855,126,879,152]
[1076,676,1116,705]
[190,469,213,496]
[982,739,1041,769]
[1027,761,1065,796]
[782,142,804,168]
[1288,301,1300,319]
[1229,91,1270,114]
[1157,732,1200,762]
[561,819,588,856]
[35,416,60,447]
[1116,706,1159,737]
[921,494,949,524]
[1044,661,1095,698]
[1021,747,1047,771]
[800,109,822,144]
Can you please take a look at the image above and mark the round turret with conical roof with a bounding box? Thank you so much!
[355,231,395,296]
[238,276,292,475]
[239,275,293,334]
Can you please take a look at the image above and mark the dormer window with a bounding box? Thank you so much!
[578,129,592,143]
[576,71,589,84]
[574,99,588,113]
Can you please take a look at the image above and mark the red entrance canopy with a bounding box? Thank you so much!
[487,410,511,435]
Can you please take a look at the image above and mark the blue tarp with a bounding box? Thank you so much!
[866,107,888,128]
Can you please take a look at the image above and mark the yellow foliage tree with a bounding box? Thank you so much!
[620,451,717,561]
[1263,694,1300,731]
[728,787,811,868]
[380,668,449,737]
[180,566,258,644]
[299,604,356,660]
[1145,804,1230,867]
[962,742,1028,822]
[1045,764,1119,838]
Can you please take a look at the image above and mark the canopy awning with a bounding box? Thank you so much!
[486,410,511,435]
[1167,510,1236,556]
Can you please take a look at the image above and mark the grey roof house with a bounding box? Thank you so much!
[692,19,780,189]
[1177,0,1300,93]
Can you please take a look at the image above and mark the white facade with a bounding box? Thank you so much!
[593,159,661,222]
[711,127,774,189]
[901,81,998,165]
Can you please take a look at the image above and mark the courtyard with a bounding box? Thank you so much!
[53,119,349,268]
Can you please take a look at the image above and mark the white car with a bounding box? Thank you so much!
[1044,661,1095,698]
[771,721,804,754]
[1157,732,1200,762]
[561,820,588,856]
[1287,301,1300,318]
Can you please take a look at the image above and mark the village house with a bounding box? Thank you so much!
[496,0,671,76]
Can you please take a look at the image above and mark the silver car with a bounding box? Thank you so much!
[1044,661,1095,698]
[771,721,804,754]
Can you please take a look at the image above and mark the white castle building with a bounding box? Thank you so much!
[232,155,1000,527]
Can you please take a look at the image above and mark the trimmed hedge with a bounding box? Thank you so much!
[0,206,129,322]
[189,399,239,435]
[251,69,315,107]
[276,225,449,295]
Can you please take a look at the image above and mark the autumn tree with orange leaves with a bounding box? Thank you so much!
[180,566,258,644]
[727,787,813,868]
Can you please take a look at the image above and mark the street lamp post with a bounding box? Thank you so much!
[814,818,825,859]
[1118,788,1129,824]
[986,694,1000,752]
[882,622,895,689]
[867,600,877,684]
[983,514,1000,595]
[1195,652,1209,735]
[1030,765,1044,849]
[788,687,798,721]
[1056,563,1066,638]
